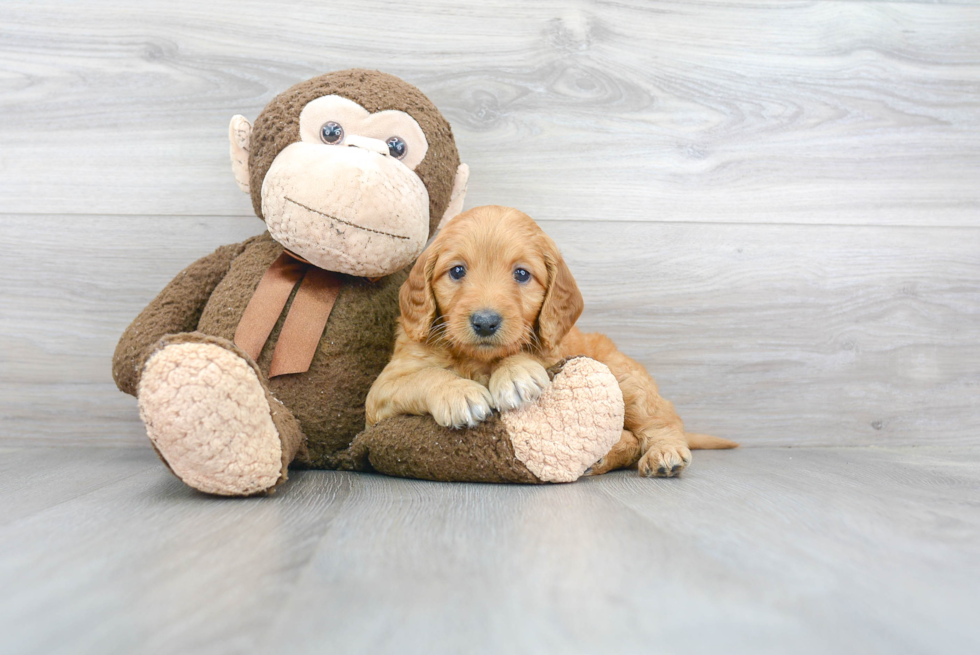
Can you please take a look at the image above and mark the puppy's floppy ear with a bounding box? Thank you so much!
[537,241,584,351]
[399,245,439,341]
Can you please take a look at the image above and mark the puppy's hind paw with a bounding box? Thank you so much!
[638,443,692,478]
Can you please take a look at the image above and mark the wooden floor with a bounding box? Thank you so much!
[1,444,978,655]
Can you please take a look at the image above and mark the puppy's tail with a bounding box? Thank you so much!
[685,432,739,450]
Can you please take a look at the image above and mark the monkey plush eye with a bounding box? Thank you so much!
[449,265,466,281]
[320,121,344,144]
[386,136,407,159]
[514,268,531,283]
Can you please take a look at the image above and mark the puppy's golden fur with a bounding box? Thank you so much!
[366,205,736,477]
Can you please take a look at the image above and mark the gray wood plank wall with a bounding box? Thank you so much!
[1,0,978,448]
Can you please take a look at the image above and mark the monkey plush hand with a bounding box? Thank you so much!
[350,357,626,484]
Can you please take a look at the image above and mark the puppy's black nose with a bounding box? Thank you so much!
[470,310,502,337]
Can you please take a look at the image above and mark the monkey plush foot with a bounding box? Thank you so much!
[137,334,290,496]
[501,357,625,482]
[349,357,624,483]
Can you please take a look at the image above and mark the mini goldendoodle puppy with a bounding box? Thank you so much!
[366,205,736,477]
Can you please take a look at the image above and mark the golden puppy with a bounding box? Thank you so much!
[365,205,736,477]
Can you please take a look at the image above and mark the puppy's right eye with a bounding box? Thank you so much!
[449,265,466,281]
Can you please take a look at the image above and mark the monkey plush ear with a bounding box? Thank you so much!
[228,115,252,194]
[436,163,469,232]
[399,246,439,341]
[537,247,584,351]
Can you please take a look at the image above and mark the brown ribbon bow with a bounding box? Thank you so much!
[234,251,343,378]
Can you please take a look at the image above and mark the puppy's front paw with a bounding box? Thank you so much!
[638,443,692,478]
[490,359,550,412]
[428,379,494,429]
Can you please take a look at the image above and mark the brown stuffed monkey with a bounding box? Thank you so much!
[112,69,623,496]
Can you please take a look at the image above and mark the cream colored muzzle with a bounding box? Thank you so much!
[261,141,430,278]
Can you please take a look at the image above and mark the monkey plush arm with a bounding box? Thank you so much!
[112,240,252,396]
[353,358,625,483]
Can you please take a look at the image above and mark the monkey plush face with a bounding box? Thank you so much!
[228,70,468,278]
[260,95,432,276]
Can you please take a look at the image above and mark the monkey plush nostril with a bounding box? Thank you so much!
[470,311,503,338]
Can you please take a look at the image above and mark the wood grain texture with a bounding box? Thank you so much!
[2,214,977,448]
[0,0,978,225]
[1,445,978,655]
[1,1,978,449]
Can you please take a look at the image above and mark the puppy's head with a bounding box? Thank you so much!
[400,205,583,361]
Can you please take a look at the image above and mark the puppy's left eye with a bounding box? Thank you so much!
[514,268,531,283]
[449,265,466,281]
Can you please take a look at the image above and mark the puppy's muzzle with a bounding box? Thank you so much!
[470,310,503,338]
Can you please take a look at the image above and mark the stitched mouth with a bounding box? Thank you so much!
[285,197,411,240]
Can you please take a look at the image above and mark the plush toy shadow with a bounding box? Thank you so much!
[112,69,622,495]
